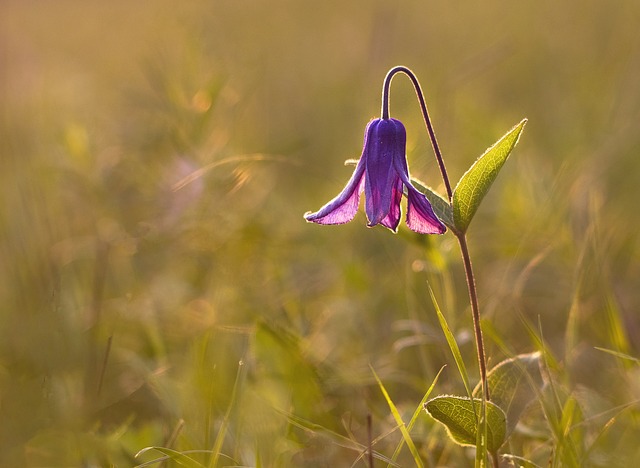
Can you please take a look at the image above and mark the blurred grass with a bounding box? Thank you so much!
[1,0,640,466]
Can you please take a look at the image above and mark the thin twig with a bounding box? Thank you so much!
[96,335,113,397]
[367,414,374,468]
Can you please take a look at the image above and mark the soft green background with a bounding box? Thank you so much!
[2,0,639,466]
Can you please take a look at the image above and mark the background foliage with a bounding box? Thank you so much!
[2,0,639,466]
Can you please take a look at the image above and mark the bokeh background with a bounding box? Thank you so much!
[2,0,640,466]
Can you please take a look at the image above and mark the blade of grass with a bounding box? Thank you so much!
[276,408,401,467]
[594,347,640,365]
[481,319,514,358]
[208,359,245,468]
[429,285,491,466]
[389,365,446,466]
[500,453,543,468]
[428,285,474,403]
[134,448,207,468]
[579,399,640,463]
[475,393,490,468]
[604,290,633,367]
[531,316,581,467]
[407,366,446,433]
[558,396,582,466]
[349,426,404,467]
[134,450,238,468]
[370,365,426,468]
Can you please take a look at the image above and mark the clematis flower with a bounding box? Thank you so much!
[304,118,446,234]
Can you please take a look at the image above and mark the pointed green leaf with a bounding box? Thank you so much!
[424,395,507,453]
[452,119,527,233]
[412,179,455,231]
[473,352,543,435]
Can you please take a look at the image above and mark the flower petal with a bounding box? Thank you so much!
[379,177,403,232]
[363,119,397,226]
[392,141,446,235]
[304,154,366,225]
[405,186,447,234]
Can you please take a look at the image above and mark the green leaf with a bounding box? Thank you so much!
[424,395,507,453]
[412,179,455,231]
[473,352,543,435]
[452,119,527,233]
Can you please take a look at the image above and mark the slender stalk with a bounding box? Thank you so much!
[381,66,490,401]
[367,414,374,468]
[96,335,113,397]
[457,233,490,401]
[381,66,453,200]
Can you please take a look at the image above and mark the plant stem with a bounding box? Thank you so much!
[456,232,490,401]
[381,65,491,400]
[381,66,453,200]
[367,414,374,468]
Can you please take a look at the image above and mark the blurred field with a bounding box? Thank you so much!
[2,0,640,466]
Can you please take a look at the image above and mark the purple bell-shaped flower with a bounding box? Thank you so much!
[304,118,446,235]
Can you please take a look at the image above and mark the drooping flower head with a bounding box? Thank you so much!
[304,118,446,234]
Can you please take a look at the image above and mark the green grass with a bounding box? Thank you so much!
[2,0,640,466]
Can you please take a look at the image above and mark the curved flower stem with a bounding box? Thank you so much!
[381,66,490,402]
[381,66,453,201]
